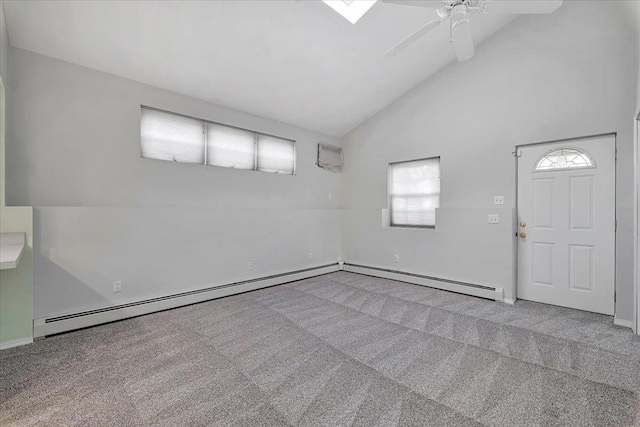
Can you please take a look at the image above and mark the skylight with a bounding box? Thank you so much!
[322,0,377,24]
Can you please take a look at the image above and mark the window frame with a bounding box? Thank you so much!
[388,156,441,230]
[140,105,296,175]
[533,146,596,173]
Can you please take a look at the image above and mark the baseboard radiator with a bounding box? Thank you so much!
[34,263,340,339]
[341,263,504,302]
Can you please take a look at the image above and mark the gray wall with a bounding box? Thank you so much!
[636,1,640,116]
[635,0,639,332]
[7,48,341,318]
[0,2,7,84]
[341,1,636,320]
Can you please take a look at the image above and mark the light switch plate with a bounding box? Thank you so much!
[494,196,504,205]
[488,214,499,224]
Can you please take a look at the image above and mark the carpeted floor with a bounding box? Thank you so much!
[1,272,639,426]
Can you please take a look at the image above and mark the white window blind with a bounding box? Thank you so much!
[140,107,295,175]
[207,124,255,170]
[257,134,295,174]
[140,108,205,164]
[389,157,440,228]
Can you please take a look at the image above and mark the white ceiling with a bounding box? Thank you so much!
[4,1,517,137]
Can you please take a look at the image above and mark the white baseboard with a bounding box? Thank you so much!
[34,263,339,339]
[342,263,504,302]
[504,298,516,305]
[0,337,33,350]
[613,316,634,330]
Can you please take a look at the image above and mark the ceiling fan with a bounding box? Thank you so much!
[383,0,563,61]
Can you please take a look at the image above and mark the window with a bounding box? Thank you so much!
[322,0,377,24]
[257,134,296,175]
[389,157,440,228]
[140,108,205,164]
[140,106,296,175]
[534,148,594,172]
[207,124,255,170]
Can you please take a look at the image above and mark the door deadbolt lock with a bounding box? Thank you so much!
[519,221,526,228]
[519,232,527,239]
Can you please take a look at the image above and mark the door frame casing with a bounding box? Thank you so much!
[513,132,618,316]
[634,117,639,335]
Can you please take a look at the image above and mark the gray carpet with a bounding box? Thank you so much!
[1,272,639,426]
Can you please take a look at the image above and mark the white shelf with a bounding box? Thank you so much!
[0,233,26,270]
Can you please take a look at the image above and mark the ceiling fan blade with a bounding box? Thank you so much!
[484,0,563,14]
[385,18,443,57]
[453,20,474,61]
[381,0,444,8]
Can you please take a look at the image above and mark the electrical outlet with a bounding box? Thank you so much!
[248,262,254,271]
[394,255,400,263]
[494,196,504,205]
[308,252,313,260]
[113,281,122,293]
[488,214,500,224]
[328,193,332,200]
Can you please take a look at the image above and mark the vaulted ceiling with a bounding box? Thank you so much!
[4,1,517,136]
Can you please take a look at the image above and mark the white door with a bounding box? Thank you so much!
[517,135,616,315]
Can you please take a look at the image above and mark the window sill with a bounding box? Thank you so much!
[389,225,436,230]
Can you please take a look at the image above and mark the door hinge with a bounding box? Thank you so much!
[614,148,617,160]
[615,220,617,231]
[512,150,522,157]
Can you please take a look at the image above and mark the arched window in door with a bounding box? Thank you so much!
[534,147,595,172]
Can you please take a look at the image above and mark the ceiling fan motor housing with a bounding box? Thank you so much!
[450,4,468,22]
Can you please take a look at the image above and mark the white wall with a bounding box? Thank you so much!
[634,0,640,333]
[33,207,339,317]
[341,1,636,320]
[4,1,637,325]
[343,207,515,293]
[1,1,35,347]
[6,48,341,319]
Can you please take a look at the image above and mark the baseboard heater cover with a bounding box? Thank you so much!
[342,263,504,302]
[34,263,340,338]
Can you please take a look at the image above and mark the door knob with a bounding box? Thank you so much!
[519,232,527,239]
[519,221,526,228]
